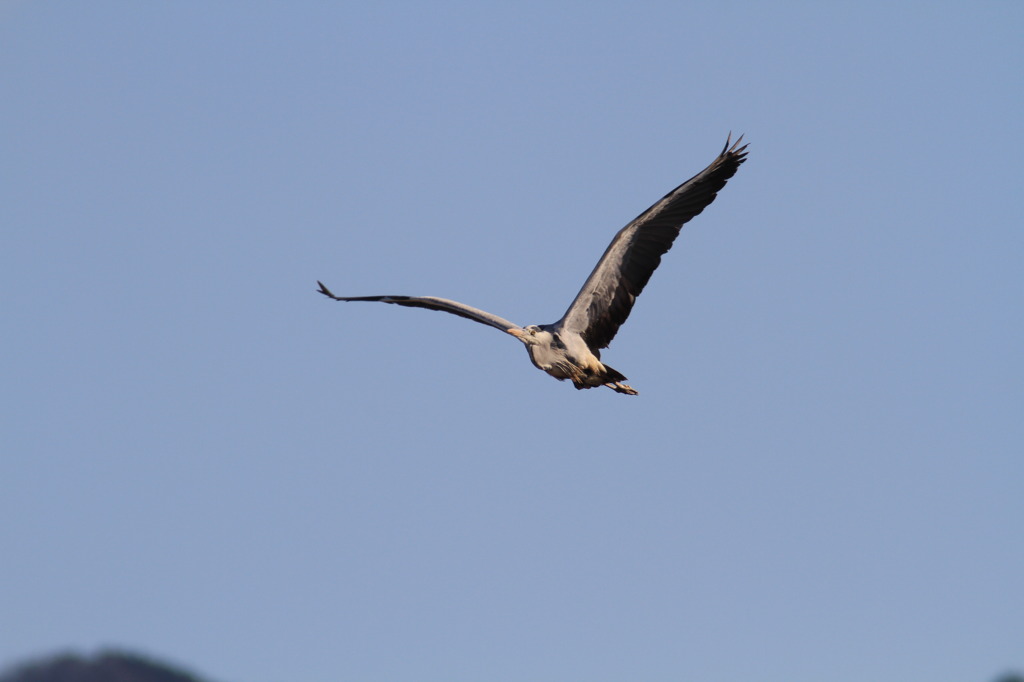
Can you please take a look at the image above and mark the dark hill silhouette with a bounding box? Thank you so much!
[0,651,213,682]
[4,650,1020,682]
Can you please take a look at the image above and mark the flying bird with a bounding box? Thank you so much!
[318,135,748,395]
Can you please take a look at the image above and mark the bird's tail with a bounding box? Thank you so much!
[601,364,628,383]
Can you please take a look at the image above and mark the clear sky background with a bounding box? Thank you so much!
[2,3,1022,682]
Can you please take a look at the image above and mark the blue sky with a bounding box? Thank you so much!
[2,3,1022,681]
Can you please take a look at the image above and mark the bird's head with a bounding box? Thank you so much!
[507,325,551,346]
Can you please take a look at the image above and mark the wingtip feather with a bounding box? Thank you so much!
[724,132,749,159]
[317,280,338,299]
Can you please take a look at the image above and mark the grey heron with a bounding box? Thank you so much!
[318,135,748,395]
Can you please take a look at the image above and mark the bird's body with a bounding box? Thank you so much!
[508,324,636,394]
[318,135,748,395]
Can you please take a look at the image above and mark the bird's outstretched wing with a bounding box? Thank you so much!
[557,134,748,350]
[317,281,522,335]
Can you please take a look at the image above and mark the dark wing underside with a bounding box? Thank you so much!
[317,281,522,334]
[557,135,749,350]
